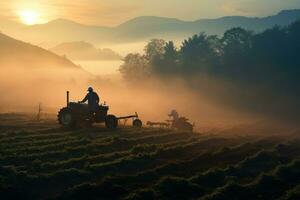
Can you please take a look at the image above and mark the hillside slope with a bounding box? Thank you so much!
[49,41,122,61]
[0,32,80,69]
[0,33,90,110]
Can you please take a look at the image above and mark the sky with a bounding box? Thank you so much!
[0,0,300,26]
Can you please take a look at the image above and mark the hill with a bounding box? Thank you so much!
[1,9,300,46]
[1,113,300,199]
[0,32,90,110]
[0,32,80,69]
[49,41,122,61]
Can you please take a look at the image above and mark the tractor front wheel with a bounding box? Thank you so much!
[133,119,142,128]
[105,115,118,129]
[58,107,75,128]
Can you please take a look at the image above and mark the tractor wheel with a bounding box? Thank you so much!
[133,119,142,128]
[105,115,118,129]
[179,122,193,132]
[58,107,75,128]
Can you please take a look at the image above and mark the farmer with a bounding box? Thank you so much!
[168,109,179,121]
[79,87,100,112]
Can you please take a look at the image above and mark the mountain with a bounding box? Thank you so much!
[19,19,111,46]
[114,16,188,40]
[190,9,300,34]
[49,41,122,61]
[113,9,300,40]
[1,9,300,46]
[0,32,80,69]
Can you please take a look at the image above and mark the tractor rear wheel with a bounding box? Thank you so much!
[105,115,118,129]
[178,122,193,132]
[58,107,75,128]
[133,119,142,128]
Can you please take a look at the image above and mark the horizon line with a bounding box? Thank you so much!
[1,8,299,28]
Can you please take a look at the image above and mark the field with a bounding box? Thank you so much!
[1,113,300,200]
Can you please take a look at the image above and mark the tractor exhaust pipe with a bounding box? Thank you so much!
[67,91,69,107]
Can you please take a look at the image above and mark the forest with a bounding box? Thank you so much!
[120,20,300,121]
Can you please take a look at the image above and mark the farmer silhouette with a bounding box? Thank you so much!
[80,87,100,111]
[168,109,179,121]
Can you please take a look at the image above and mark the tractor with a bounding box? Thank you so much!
[58,91,142,129]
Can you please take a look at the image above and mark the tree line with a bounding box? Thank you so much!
[120,20,300,120]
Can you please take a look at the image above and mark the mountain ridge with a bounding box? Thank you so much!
[49,41,122,61]
[1,9,300,46]
[40,9,300,28]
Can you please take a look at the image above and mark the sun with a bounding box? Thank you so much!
[18,9,40,25]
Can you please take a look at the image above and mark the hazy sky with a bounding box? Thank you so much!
[0,0,300,26]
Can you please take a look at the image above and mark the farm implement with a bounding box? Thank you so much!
[147,110,194,132]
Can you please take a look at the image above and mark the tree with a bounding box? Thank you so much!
[180,33,216,73]
[164,41,178,61]
[287,20,300,66]
[221,27,253,77]
[153,41,179,74]
[144,39,166,61]
[119,53,150,81]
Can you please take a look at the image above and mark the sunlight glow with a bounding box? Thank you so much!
[18,9,40,25]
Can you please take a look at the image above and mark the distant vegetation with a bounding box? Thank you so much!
[120,20,300,121]
[50,41,122,61]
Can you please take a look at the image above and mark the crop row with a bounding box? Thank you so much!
[58,141,300,200]
[201,158,300,200]
[0,130,74,144]
[0,137,236,198]
[3,136,206,177]
[1,137,91,155]
[0,128,172,152]
[28,137,199,174]
[0,128,178,152]
[0,131,197,167]
[0,135,79,150]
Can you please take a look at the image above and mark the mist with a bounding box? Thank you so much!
[2,20,300,132]
[0,62,262,133]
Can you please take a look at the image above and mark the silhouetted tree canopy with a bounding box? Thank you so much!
[119,20,300,120]
[144,39,166,61]
[119,53,150,80]
[120,21,300,81]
